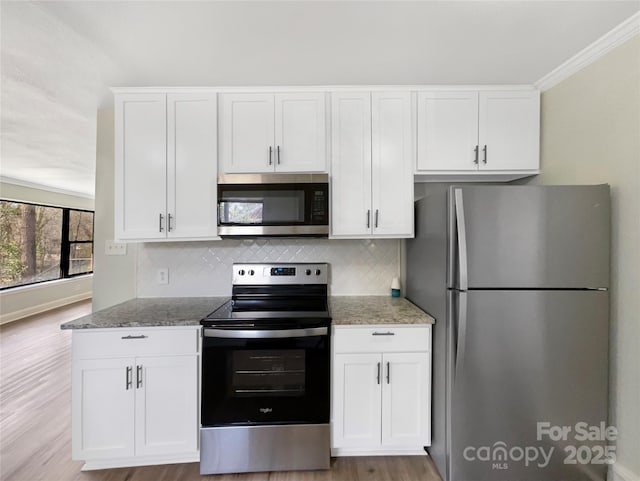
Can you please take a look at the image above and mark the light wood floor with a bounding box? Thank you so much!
[0,301,442,481]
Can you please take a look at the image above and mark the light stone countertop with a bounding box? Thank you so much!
[60,297,228,330]
[330,296,435,325]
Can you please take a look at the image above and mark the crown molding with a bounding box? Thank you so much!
[0,176,94,200]
[535,11,640,92]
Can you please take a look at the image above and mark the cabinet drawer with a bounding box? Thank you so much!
[333,325,431,354]
[73,328,199,359]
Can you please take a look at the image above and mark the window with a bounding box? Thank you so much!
[0,200,94,290]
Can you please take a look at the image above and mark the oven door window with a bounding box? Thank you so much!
[232,349,305,398]
[201,335,329,426]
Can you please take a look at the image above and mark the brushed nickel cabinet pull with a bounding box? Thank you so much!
[386,361,390,384]
[277,145,281,165]
[168,213,173,232]
[269,146,273,166]
[159,213,164,232]
[483,145,487,164]
[136,365,143,389]
[474,145,479,164]
[372,331,395,336]
[377,362,381,385]
[374,209,379,228]
[366,210,371,228]
[121,335,148,340]
[125,366,132,390]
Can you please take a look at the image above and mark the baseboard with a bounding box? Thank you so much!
[0,291,92,325]
[609,463,640,481]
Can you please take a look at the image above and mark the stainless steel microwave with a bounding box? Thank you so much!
[217,173,329,237]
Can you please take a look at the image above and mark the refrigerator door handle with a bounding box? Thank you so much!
[454,189,469,290]
[454,291,468,383]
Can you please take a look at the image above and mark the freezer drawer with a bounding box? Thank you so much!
[448,289,609,481]
[449,185,610,289]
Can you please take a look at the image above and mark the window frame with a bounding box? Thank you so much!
[0,199,94,291]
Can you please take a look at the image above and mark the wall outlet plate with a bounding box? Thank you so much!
[156,268,169,285]
[105,240,127,256]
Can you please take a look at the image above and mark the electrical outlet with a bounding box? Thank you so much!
[105,240,127,256]
[156,268,169,285]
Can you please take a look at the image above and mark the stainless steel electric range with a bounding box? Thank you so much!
[200,263,331,475]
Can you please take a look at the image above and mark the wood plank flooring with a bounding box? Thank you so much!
[0,301,442,481]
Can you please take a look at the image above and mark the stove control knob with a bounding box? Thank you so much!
[249,269,255,276]
[305,269,311,275]
[238,269,245,276]
[315,269,321,276]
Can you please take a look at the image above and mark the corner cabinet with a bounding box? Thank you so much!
[331,325,431,456]
[114,91,218,241]
[71,327,200,470]
[330,92,414,238]
[416,89,540,180]
[219,92,327,173]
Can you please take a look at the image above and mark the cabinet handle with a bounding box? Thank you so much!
[168,213,173,232]
[386,361,390,384]
[125,366,132,390]
[277,145,281,165]
[136,365,143,389]
[483,145,487,164]
[377,362,381,385]
[121,335,148,340]
[366,210,370,228]
[371,331,395,336]
[268,146,273,166]
[159,213,164,232]
[474,145,479,165]
[374,209,379,228]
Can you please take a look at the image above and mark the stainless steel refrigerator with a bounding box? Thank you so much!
[406,184,610,481]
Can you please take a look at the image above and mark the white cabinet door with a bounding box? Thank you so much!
[478,90,540,171]
[167,93,218,239]
[72,358,135,460]
[417,91,479,171]
[330,93,372,237]
[115,94,167,240]
[381,352,430,447]
[134,355,199,457]
[332,353,382,448]
[371,92,414,237]
[220,93,275,173]
[274,93,326,172]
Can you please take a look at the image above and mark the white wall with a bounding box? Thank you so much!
[525,36,640,481]
[91,109,137,311]
[0,181,95,324]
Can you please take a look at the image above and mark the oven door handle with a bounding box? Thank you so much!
[203,327,328,339]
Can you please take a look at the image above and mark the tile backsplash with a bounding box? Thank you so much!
[137,238,401,297]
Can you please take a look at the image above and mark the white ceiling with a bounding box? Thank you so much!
[1,1,639,197]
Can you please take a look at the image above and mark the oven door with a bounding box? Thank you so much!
[201,327,329,427]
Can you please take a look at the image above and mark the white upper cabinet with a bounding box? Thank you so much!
[220,92,326,173]
[115,93,168,240]
[416,89,540,177]
[115,91,218,241]
[330,92,372,237]
[167,93,218,239]
[331,91,414,239]
[478,91,540,171]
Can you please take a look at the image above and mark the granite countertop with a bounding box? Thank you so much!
[330,296,435,325]
[60,297,228,330]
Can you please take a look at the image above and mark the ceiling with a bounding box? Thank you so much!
[1,1,639,198]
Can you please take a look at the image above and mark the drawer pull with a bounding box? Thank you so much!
[121,335,148,340]
[371,331,395,336]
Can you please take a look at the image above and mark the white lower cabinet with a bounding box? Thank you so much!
[72,327,200,470]
[331,325,431,456]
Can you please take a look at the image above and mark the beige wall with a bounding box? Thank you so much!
[526,36,640,479]
[0,182,95,323]
[91,109,137,311]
